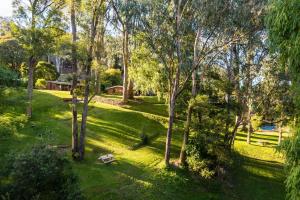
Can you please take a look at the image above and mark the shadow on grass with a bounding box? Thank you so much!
[231,151,285,200]
[74,149,221,200]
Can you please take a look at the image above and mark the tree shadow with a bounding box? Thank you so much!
[231,151,285,200]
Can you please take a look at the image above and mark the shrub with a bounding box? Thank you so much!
[0,118,16,138]
[140,133,149,145]
[0,114,27,138]
[187,134,230,179]
[35,78,47,89]
[0,66,19,86]
[102,68,122,88]
[186,95,232,179]
[35,61,58,82]
[251,115,263,131]
[0,145,85,200]
[279,130,300,200]
[129,128,150,150]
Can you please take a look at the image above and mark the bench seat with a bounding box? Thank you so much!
[98,154,115,164]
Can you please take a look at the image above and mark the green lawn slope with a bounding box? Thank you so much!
[0,88,286,200]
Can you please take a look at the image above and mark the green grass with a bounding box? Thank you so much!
[232,132,285,200]
[0,88,286,200]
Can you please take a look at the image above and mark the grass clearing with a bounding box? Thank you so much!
[0,88,286,200]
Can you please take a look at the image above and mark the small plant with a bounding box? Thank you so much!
[129,127,150,150]
[140,132,149,145]
[0,145,85,200]
[0,114,28,138]
[35,78,47,89]
[0,66,19,86]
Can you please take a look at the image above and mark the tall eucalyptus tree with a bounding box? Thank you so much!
[12,0,65,118]
[110,0,140,102]
[70,0,80,159]
[78,0,106,160]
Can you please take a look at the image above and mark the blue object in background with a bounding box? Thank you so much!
[261,124,276,131]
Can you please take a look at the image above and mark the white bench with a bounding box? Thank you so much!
[98,154,115,164]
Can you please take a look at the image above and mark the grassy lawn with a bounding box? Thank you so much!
[0,88,286,200]
[233,132,285,200]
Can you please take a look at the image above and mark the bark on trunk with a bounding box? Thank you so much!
[122,29,129,103]
[246,99,252,144]
[179,27,200,165]
[179,70,197,165]
[165,1,184,166]
[230,115,242,146]
[26,57,35,118]
[179,105,192,165]
[278,114,283,145]
[246,46,253,144]
[78,6,100,160]
[165,87,177,167]
[27,9,36,118]
[278,123,282,145]
[79,57,92,160]
[95,69,101,95]
[229,44,242,147]
[128,79,134,99]
[70,0,79,159]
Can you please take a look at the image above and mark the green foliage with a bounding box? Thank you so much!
[0,66,19,86]
[0,89,286,199]
[251,115,263,131]
[130,43,166,98]
[0,114,27,138]
[266,0,300,79]
[102,68,122,88]
[267,1,300,199]
[12,0,66,60]
[0,145,85,200]
[21,61,58,84]
[0,38,25,72]
[35,61,59,82]
[279,130,300,200]
[35,78,47,89]
[186,95,232,179]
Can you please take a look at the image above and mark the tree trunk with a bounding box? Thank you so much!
[179,105,192,165]
[278,122,282,145]
[95,69,101,95]
[70,0,79,159]
[179,69,197,165]
[78,7,100,160]
[122,29,129,103]
[165,85,177,167]
[229,43,242,147]
[165,2,184,167]
[79,57,92,160]
[230,115,242,146]
[246,46,253,144]
[179,27,200,165]
[26,57,35,118]
[246,98,252,144]
[278,113,283,145]
[27,9,36,119]
[128,80,134,99]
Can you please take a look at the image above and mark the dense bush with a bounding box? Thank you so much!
[102,68,122,88]
[21,61,58,83]
[35,61,59,82]
[0,66,20,86]
[0,145,85,200]
[35,78,47,89]
[0,114,27,138]
[0,38,25,73]
[279,130,300,200]
[186,95,232,179]
[251,115,263,131]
